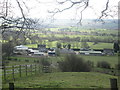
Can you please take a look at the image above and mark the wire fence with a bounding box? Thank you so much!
[2,64,50,82]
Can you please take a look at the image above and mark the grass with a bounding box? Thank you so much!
[80,55,118,68]
[90,43,113,49]
[2,72,118,88]
[2,55,119,88]
[25,42,113,49]
[9,54,118,68]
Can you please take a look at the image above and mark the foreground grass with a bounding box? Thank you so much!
[2,72,118,88]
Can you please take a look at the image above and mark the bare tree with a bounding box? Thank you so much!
[0,0,44,45]
[48,0,118,24]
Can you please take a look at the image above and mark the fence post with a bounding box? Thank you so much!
[19,65,21,77]
[26,65,27,76]
[9,83,14,90]
[31,64,32,75]
[3,65,6,81]
[110,78,118,90]
[35,64,36,74]
[39,64,41,73]
[12,66,15,81]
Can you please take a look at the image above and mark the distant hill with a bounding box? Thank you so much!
[41,19,118,30]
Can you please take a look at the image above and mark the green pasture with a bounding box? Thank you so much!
[10,54,118,68]
[80,55,118,68]
[90,43,113,49]
[2,55,119,88]
[2,72,118,88]
[25,42,113,49]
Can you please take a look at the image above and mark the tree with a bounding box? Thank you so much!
[97,61,111,69]
[113,41,120,53]
[2,41,14,60]
[56,42,62,49]
[81,42,90,49]
[48,0,118,24]
[55,48,60,56]
[63,44,67,48]
[0,0,44,46]
[58,54,91,72]
[67,44,71,49]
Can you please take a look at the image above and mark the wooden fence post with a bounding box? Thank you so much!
[12,66,15,81]
[3,65,6,81]
[19,65,21,77]
[35,64,36,74]
[39,64,41,73]
[9,83,14,90]
[26,65,27,76]
[110,78,118,90]
[31,64,32,75]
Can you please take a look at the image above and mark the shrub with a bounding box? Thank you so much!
[87,60,94,68]
[115,63,120,70]
[58,54,91,72]
[97,61,111,69]
[41,58,50,66]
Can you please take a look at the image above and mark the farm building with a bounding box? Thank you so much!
[28,49,45,56]
[38,44,47,52]
[60,49,75,54]
[13,45,29,55]
[13,45,45,56]
[79,49,104,56]
[48,51,56,56]
[103,49,114,55]
[14,45,28,50]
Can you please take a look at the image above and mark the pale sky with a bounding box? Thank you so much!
[2,0,119,20]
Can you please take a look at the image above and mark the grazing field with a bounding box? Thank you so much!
[2,72,118,88]
[80,55,118,68]
[8,55,118,68]
[25,42,113,49]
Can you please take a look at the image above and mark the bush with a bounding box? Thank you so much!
[115,63,120,70]
[87,60,94,68]
[41,58,50,66]
[97,61,111,69]
[58,54,91,72]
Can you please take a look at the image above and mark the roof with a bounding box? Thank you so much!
[80,50,102,54]
[14,45,28,50]
[60,49,75,54]
[34,52,44,55]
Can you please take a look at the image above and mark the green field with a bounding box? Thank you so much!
[8,55,118,68]
[25,42,113,49]
[2,72,118,88]
[80,55,118,68]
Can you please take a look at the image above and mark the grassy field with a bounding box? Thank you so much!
[25,42,113,49]
[80,55,118,68]
[8,55,118,68]
[2,72,118,88]
[2,53,119,89]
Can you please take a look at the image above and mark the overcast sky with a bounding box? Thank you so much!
[2,0,119,20]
